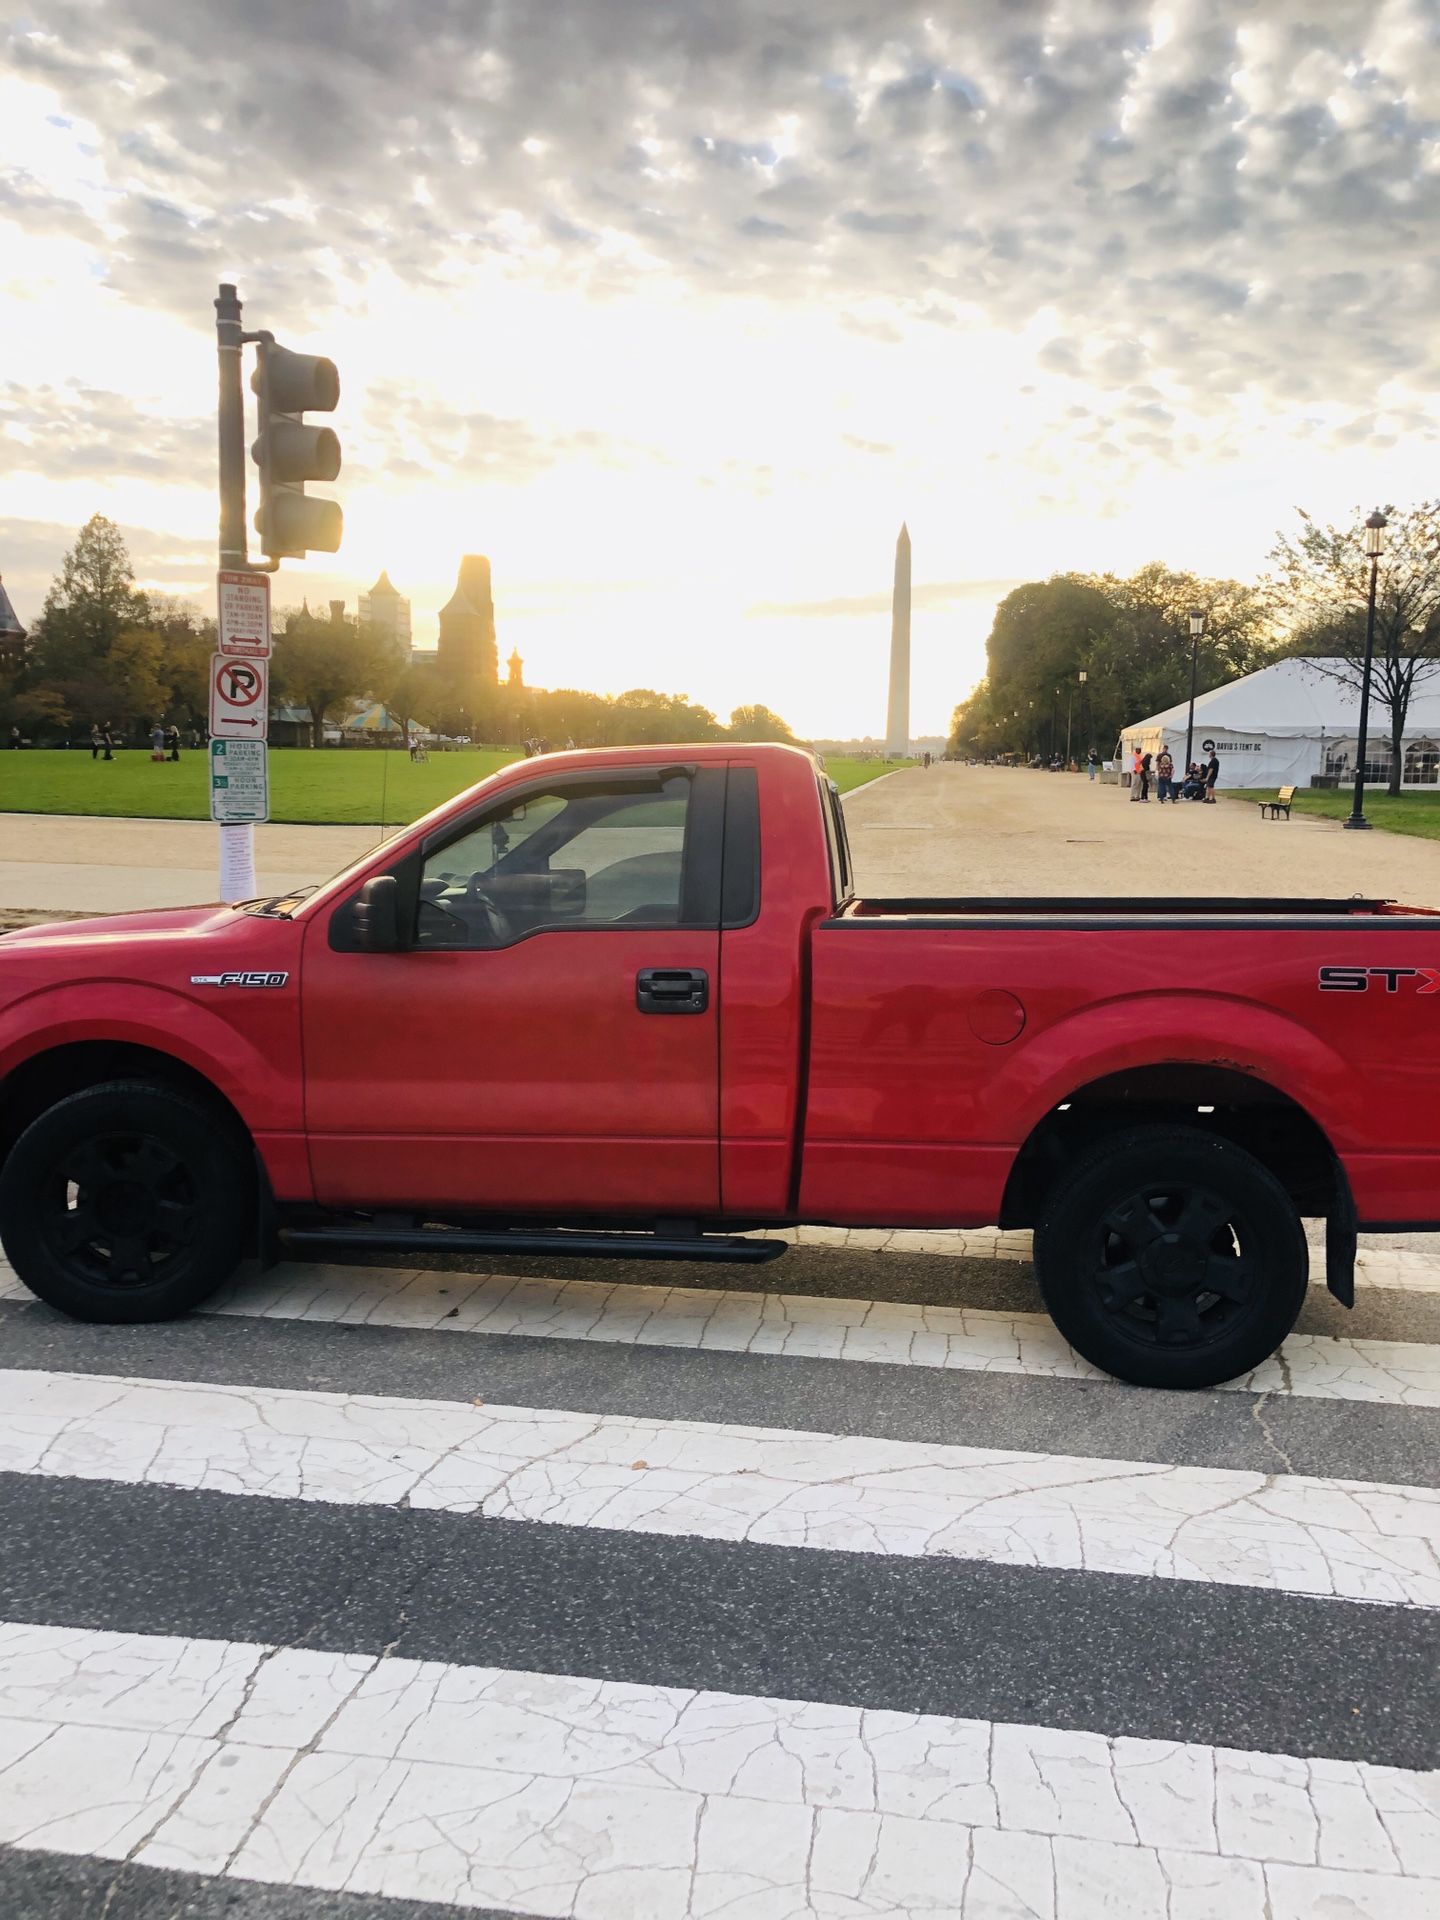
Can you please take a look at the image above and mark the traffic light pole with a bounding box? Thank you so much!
[215,283,257,901]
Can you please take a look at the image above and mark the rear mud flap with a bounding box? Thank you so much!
[1326,1158,1357,1309]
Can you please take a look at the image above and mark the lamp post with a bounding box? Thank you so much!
[1345,509,1388,830]
[1183,609,1205,772]
[1050,687,1060,765]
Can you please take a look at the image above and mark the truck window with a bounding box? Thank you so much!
[416,776,697,949]
[818,774,853,907]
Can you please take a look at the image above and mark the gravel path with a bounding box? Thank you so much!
[844,764,1440,906]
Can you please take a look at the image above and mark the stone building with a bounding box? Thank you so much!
[0,573,26,664]
[437,555,499,685]
[358,570,412,655]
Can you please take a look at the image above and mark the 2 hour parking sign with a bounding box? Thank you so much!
[209,738,269,824]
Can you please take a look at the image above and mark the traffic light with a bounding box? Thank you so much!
[250,340,343,558]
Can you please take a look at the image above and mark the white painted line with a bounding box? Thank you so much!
[3,1370,1437,1606]
[195,1261,1440,1408]
[0,1622,1435,1915]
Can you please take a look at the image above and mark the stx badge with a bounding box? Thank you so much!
[190,971,290,988]
[1318,965,1440,994]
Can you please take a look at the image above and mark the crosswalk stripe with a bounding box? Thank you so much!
[178,1260,1440,1408]
[4,1368,1437,1607]
[0,1622,1435,1918]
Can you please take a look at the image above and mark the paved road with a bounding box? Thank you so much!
[1,1229,1437,1917]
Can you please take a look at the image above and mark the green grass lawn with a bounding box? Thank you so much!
[0,747,521,825]
[823,756,916,793]
[1229,786,1440,842]
[0,745,905,824]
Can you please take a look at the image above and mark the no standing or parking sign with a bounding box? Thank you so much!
[209,653,269,739]
[217,570,272,658]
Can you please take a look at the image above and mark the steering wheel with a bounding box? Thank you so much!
[463,875,511,946]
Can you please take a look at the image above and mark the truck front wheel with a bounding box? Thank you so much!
[0,1080,251,1323]
[1033,1125,1308,1390]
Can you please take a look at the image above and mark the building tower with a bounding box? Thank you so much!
[358,570,412,654]
[0,574,25,665]
[506,648,524,689]
[884,522,911,757]
[437,555,499,685]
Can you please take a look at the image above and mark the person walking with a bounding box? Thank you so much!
[1087,749,1098,782]
[101,723,115,763]
[165,724,181,762]
[1138,750,1152,802]
[1204,746,1220,804]
[1129,746,1143,801]
[1155,746,1175,803]
[89,724,102,762]
[7,725,19,750]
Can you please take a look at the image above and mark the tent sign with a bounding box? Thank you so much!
[209,738,269,824]
[217,570,272,658]
[210,653,268,739]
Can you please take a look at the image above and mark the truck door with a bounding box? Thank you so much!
[301,766,722,1215]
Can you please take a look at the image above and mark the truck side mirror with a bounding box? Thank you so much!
[352,875,404,953]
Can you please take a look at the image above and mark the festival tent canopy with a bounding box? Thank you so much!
[1120,658,1440,789]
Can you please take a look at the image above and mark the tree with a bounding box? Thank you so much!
[270,604,389,746]
[728,703,797,743]
[383,657,445,741]
[609,689,723,744]
[1267,501,1440,795]
[24,515,155,734]
[949,566,1277,762]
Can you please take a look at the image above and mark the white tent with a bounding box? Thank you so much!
[1120,658,1440,791]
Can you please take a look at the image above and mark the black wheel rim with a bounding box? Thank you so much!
[1086,1180,1260,1352]
[38,1131,199,1290]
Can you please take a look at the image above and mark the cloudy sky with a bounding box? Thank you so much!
[2,1,1436,737]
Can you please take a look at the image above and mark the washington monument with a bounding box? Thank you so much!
[885,521,911,757]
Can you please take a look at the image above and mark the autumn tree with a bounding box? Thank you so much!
[728,703,797,743]
[1267,501,1440,795]
[271,604,391,746]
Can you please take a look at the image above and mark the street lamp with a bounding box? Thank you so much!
[1345,509,1388,830]
[1068,668,1088,765]
[1184,609,1205,771]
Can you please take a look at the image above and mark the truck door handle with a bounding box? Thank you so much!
[636,967,709,1014]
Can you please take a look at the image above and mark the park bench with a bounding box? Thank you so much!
[1258,785,1296,820]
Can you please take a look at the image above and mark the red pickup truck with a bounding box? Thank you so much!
[2,744,1436,1389]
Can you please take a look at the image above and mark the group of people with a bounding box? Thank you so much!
[1130,745,1218,804]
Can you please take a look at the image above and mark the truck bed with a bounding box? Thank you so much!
[836,896,1440,927]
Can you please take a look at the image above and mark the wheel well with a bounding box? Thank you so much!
[999,1065,1338,1229]
[0,1042,252,1164]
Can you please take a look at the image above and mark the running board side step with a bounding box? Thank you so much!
[280,1226,788,1265]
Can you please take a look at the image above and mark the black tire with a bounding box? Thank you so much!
[1033,1125,1308,1390]
[0,1080,252,1323]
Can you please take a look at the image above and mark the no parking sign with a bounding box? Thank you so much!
[209,653,269,739]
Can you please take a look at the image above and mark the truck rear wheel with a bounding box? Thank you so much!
[0,1080,251,1323]
[1033,1125,1308,1390]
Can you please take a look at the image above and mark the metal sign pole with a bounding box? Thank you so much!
[215,284,257,901]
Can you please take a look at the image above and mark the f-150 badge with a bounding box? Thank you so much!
[190,971,290,988]
[1319,965,1440,993]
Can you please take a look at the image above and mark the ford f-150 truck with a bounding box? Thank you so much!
[2,743,1436,1389]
